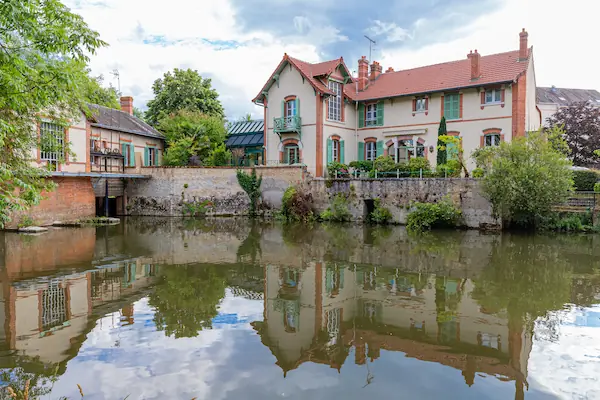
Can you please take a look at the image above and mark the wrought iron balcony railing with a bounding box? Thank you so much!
[273,115,301,134]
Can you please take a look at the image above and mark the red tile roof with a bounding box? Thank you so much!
[287,56,334,95]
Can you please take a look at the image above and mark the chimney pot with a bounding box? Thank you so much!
[519,29,529,60]
[468,50,481,80]
[369,61,383,81]
[120,96,134,115]
[386,67,394,73]
[358,57,370,91]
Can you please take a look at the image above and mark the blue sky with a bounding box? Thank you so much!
[65,0,596,119]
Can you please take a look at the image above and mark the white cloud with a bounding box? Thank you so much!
[367,20,412,43]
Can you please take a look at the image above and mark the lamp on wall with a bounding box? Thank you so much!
[429,145,434,153]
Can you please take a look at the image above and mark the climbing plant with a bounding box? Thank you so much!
[236,168,263,216]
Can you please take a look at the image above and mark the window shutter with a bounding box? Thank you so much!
[376,140,384,157]
[121,143,127,158]
[295,98,300,117]
[358,142,365,161]
[281,100,285,117]
[155,150,160,166]
[358,103,365,128]
[481,91,485,106]
[340,140,345,164]
[501,88,505,107]
[376,101,384,126]
[425,97,429,113]
[412,99,416,112]
[339,269,344,289]
[326,139,332,164]
[129,144,135,166]
[144,148,149,166]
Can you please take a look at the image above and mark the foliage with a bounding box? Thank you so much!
[545,124,571,156]
[0,0,106,228]
[280,186,315,222]
[595,182,600,193]
[572,170,600,191]
[436,160,461,178]
[547,102,600,165]
[146,68,224,125]
[182,200,214,217]
[17,216,35,229]
[472,168,485,178]
[406,196,462,232]
[206,143,231,166]
[320,194,352,222]
[349,160,374,173]
[159,110,227,166]
[437,117,448,166]
[479,129,573,228]
[236,169,263,216]
[327,162,349,178]
[437,135,468,177]
[407,157,430,172]
[373,155,396,173]
[539,211,598,233]
[80,71,120,109]
[369,199,393,224]
[133,107,145,120]
[149,264,227,338]
[471,146,497,174]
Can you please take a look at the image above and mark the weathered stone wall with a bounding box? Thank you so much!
[6,177,96,229]
[309,178,500,229]
[124,166,306,216]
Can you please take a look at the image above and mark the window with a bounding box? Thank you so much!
[365,141,377,161]
[145,147,158,166]
[485,89,502,104]
[444,93,460,120]
[90,138,99,152]
[121,142,134,167]
[40,122,65,167]
[365,104,377,126]
[328,81,342,121]
[326,308,341,346]
[415,96,427,112]
[285,99,296,117]
[285,145,299,164]
[41,280,67,331]
[485,133,501,147]
[332,139,340,162]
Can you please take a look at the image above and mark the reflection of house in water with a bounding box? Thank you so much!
[253,263,532,396]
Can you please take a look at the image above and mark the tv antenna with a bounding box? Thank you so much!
[364,35,376,61]
[111,69,121,94]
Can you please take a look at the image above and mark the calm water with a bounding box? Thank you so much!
[0,219,599,400]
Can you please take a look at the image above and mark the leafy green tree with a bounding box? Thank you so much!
[146,68,224,125]
[133,107,146,120]
[436,117,448,166]
[475,129,573,228]
[80,71,120,109]
[0,0,106,228]
[159,110,227,166]
[149,264,228,338]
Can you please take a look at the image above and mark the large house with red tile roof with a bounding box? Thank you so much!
[253,29,540,177]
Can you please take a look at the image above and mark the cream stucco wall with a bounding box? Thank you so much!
[525,57,541,132]
[91,126,164,168]
[538,103,559,127]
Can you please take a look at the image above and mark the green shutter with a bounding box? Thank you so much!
[326,138,332,164]
[376,101,384,126]
[340,268,344,289]
[295,98,300,117]
[144,148,149,166]
[340,140,345,164]
[129,144,135,166]
[444,94,459,120]
[376,140,384,157]
[155,150,159,166]
[121,143,127,159]
[281,100,285,118]
[358,142,365,161]
[358,103,365,128]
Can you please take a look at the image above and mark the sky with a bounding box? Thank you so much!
[64,0,597,120]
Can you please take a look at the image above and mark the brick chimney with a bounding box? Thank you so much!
[519,28,529,61]
[370,61,383,81]
[358,56,369,91]
[120,96,133,115]
[386,67,394,73]
[467,50,481,80]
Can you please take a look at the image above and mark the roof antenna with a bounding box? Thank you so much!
[111,69,121,94]
[364,35,376,62]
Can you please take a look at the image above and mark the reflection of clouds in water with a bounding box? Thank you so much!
[529,305,600,400]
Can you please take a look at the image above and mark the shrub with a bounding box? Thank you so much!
[408,157,430,172]
[327,162,350,178]
[236,168,263,216]
[182,200,213,217]
[281,186,315,222]
[320,194,352,222]
[370,199,393,224]
[539,212,595,232]
[349,160,374,173]
[17,215,35,228]
[406,196,462,232]
[373,155,396,172]
[207,144,232,166]
[436,160,461,177]
[595,182,600,193]
[573,170,599,191]
[472,168,485,178]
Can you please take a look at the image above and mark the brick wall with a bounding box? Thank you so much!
[125,166,306,216]
[7,177,96,229]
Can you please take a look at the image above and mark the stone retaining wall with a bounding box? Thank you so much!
[309,178,500,229]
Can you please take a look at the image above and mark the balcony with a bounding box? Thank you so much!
[273,115,301,135]
[90,146,125,173]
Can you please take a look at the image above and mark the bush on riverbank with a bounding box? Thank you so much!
[573,170,600,191]
[280,186,315,222]
[369,199,393,224]
[406,196,462,232]
[320,194,352,222]
[539,211,600,233]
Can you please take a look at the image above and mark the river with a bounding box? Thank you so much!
[0,218,598,399]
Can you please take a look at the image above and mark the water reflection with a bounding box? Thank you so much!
[0,220,598,399]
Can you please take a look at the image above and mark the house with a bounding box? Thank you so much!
[225,119,265,166]
[252,29,539,177]
[9,96,164,228]
[537,86,600,126]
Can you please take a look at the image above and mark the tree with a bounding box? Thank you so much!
[80,71,120,109]
[145,68,224,125]
[474,129,573,228]
[436,117,448,166]
[236,168,263,216]
[437,135,469,177]
[547,101,600,166]
[159,110,228,166]
[0,0,106,228]
[133,107,145,120]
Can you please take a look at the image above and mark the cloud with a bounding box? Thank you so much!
[367,20,412,43]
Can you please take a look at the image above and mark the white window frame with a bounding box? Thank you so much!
[328,81,342,122]
[40,122,65,165]
[285,100,296,117]
[485,89,502,104]
[365,141,376,161]
[332,139,340,162]
[485,133,501,147]
[365,104,377,126]
[415,97,427,112]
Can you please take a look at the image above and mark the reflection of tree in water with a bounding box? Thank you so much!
[149,264,228,338]
[0,363,59,400]
[236,222,262,264]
